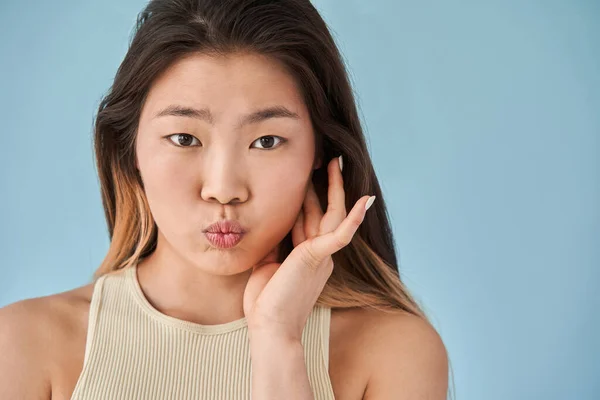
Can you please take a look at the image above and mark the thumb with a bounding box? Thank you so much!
[243,261,280,317]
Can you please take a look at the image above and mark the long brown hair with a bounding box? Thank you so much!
[92,0,454,397]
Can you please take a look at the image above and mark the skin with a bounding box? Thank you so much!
[133,51,324,328]
[0,51,449,399]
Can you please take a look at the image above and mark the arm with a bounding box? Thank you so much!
[249,330,314,400]
[363,313,449,400]
[0,299,52,400]
[242,159,370,398]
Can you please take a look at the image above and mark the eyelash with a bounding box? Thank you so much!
[166,134,286,150]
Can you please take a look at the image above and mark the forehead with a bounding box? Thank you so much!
[140,52,308,123]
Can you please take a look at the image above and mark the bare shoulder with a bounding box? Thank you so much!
[331,308,448,400]
[0,282,94,399]
[355,308,449,400]
[0,282,95,335]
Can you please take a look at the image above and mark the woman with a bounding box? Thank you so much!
[0,0,451,399]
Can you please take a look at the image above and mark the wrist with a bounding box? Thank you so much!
[248,328,302,349]
[247,319,303,343]
[248,331,313,399]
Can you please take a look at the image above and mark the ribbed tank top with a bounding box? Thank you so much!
[69,263,335,399]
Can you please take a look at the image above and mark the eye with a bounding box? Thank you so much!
[166,134,286,150]
[251,135,286,150]
[167,134,200,147]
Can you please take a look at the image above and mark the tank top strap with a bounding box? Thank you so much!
[80,273,108,366]
[320,305,332,370]
[69,272,109,399]
[303,304,332,372]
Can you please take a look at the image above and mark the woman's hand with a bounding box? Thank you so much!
[243,156,375,341]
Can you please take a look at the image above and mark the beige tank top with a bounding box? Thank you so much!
[70,263,335,399]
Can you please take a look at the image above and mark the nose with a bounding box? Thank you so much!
[199,150,249,205]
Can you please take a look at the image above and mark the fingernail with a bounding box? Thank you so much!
[338,155,344,172]
[365,196,376,211]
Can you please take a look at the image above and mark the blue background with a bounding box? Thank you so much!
[1,1,598,399]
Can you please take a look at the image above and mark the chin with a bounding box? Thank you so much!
[187,247,254,274]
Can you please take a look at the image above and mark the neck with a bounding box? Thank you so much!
[135,246,254,326]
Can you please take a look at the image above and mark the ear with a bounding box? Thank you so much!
[313,156,322,170]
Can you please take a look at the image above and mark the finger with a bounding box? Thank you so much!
[291,206,306,247]
[321,156,347,234]
[309,195,374,259]
[245,261,280,316]
[303,180,322,239]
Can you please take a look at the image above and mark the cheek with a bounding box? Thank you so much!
[139,148,196,192]
[247,174,306,257]
[139,158,197,229]
[254,169,309,232]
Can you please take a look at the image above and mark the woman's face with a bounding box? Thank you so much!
[136,52,320,275]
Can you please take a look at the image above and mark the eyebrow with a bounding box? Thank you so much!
[153,104,300,128]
